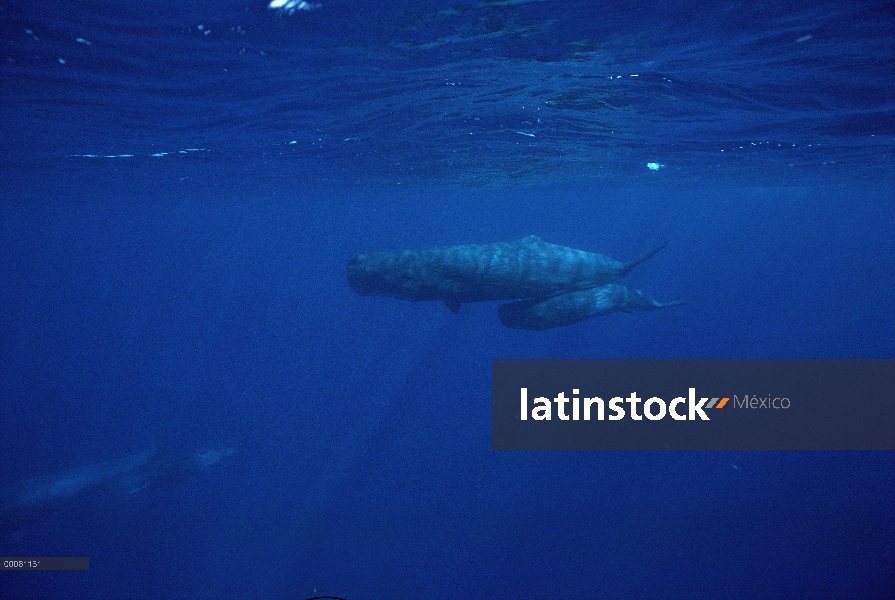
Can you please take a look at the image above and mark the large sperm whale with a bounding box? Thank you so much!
[498,283,683,330]
[347,236,667,313]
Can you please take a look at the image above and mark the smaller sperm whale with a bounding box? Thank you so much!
[498,283,683,330]
[347,236,667,313]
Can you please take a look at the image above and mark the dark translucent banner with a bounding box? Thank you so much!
[492,360,895,450]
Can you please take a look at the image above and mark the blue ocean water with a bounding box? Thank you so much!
[1,0,893,598]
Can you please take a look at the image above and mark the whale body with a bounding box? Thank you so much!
[498,283,683,330]
[347,236,667,313]
[1,447,235,536]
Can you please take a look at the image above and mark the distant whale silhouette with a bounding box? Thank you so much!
[0,447,234,537]
[498,283,683,330]
[347,236,667,313]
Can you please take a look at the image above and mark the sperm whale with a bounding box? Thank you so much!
[498,283,683,330]
[347,236,667,313]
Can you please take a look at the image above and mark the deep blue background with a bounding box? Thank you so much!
[1,0,894,598]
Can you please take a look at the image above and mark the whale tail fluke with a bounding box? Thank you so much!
[657,299,685,308]
[623,241,668,274]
